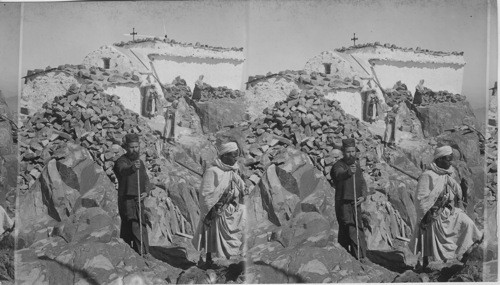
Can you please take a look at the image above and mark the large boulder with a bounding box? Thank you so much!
[415,101,479,138]
[257,164,301,226]
[194,98,249,134]
[144,188,191,247]
[39,159,81,222]
[362,191,411,251]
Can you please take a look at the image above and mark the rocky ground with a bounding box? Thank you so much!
[16,61,497,284]
[0,90,16,284]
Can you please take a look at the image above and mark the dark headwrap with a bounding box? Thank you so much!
[124,133,139,144]
[342,138,355,148]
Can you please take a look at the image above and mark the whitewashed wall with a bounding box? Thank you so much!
[104,84,142,115]
[372,63,465,95]
[151,57,244,90]
[83,46,135,74]
[325,89,363,119]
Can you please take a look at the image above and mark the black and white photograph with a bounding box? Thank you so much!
[0,0,498,284]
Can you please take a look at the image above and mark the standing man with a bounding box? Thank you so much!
[410,145,483,270]
[192,75,205,102]
[192,142,247,267]
[163,99,178,143]
[330,139,370,263]
[114,133,151,257]
[383,104,399,149]
[413,79,425,106]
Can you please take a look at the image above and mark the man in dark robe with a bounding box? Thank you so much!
[114,133,151,256]
[330,138,370,263]
[192,75,204,102]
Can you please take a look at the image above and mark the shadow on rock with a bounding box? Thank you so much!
[150,246,196,270]
[366,250,413,273]
[253,260,306,283]
[217,261,245,283]
[434,264,464,282]
[38,256,100,285]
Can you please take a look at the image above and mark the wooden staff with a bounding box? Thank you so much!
[137,164,144,256]
[353,168,361,260]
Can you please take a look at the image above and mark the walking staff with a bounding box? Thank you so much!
[113,133,151,257]
[330,139,370,264]
[353,174,360,260]
[137,169,143,256]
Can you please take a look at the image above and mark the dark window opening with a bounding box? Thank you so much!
[324,63,332,74]
[103,58,111,69]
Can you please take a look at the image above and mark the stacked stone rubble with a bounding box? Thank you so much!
[161,76,192,101]
[199,83,243,101]
[383,89,413,107]
[244,88,388,191]
[19,82,159,192]
[25,64,140,86]
[416,88,466,105]
[248,70,361,91]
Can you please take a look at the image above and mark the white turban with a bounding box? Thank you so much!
[434,146,453,161]
[219,142,239,156]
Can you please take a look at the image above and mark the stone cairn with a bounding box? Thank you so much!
[243,88,388,189]
[199,83,242,101]
[416,88,467,105]
[161,76,192,101]
[19,83,161,192]
[383,89,413,107]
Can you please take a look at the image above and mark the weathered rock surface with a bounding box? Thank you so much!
[415,101,479,138]
[195,98,249,134]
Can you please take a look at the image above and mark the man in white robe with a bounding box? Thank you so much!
[192,142,247,267]
[410,145,483,270]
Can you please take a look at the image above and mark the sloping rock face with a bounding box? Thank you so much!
[415,101,479,138]
[195,99,249,134]
[396,101,424,139]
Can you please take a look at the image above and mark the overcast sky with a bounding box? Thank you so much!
[0,0,497,110]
